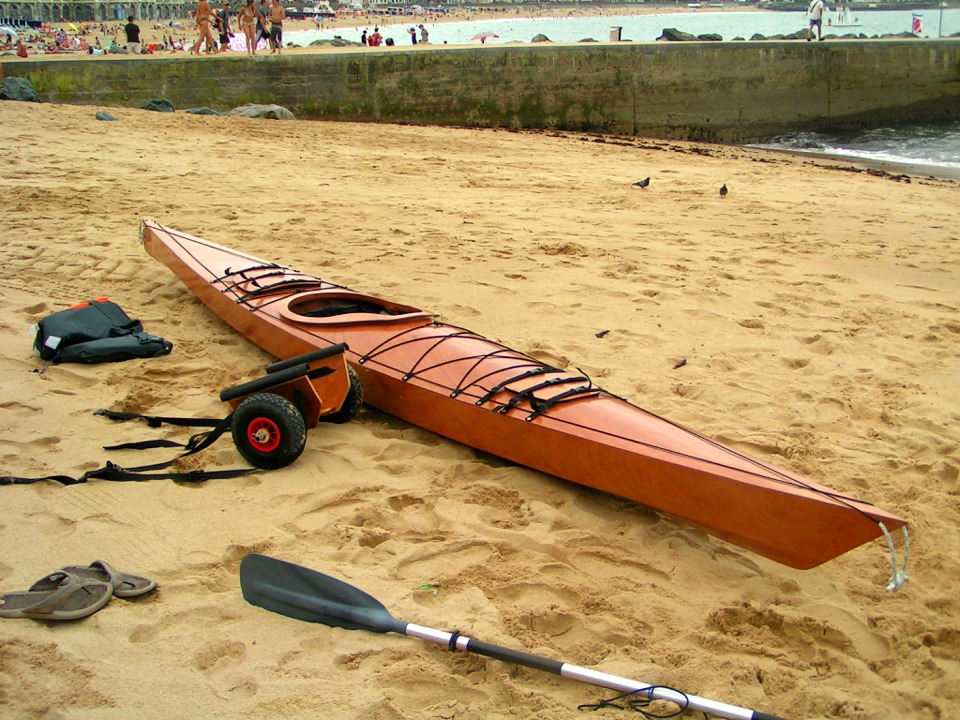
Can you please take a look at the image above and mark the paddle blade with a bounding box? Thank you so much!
[239,554,406,635]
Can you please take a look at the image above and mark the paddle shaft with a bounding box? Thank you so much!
[241,558,786,720]
[405,623,784,720]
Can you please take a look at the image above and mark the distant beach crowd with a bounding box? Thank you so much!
[1,2,727,58]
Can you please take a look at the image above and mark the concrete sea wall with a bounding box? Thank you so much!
[3,40,959,142]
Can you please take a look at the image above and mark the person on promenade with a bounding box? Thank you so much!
[418,24,428,43]
[407,26,417,44]
[237,0,265,55]
[16,39,28,57]
[268,0,285,54]
[256,0,271,50]
[807,0,826,41]
[360,29,367,45]
[218,3,232,52]
[191,0,218,54]
[124,15,141,55]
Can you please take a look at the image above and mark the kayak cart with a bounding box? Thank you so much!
[219,343,362,470]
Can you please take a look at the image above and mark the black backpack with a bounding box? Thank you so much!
[33,299,173,364]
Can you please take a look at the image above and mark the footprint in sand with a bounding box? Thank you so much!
[192,639,258,699]
[1,638,113,713]
[780,356,812,370]
[192,639,247,672]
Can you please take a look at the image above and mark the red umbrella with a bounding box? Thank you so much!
[471,32,499,43]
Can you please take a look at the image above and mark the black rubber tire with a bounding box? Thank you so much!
[321,367,364,424]
[231,392,307,469]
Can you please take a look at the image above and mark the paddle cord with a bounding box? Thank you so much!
[578,687,700,719]
[879,522,910,592]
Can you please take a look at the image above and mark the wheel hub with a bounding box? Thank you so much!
[247,417,282,452]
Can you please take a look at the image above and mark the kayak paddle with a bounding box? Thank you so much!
[239,554,786,720]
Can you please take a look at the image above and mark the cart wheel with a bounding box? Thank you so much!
[322,367,364,424]
[232,392,307,469]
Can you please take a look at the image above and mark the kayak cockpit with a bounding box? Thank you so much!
[279,291,434,326]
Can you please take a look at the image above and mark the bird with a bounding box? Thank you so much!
[632,177,650,189]
[719,183,728,198]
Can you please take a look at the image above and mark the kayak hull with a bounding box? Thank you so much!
[140,219,906,569]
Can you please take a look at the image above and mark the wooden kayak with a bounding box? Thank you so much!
[140,219,907,570]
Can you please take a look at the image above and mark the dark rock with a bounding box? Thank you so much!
[309,37,362,47]
[756,30,807,40]
[95,111,118,121]
[228,103,296,120]
[0,76,39,102]
[531,34,551,43]
[579,38,598,43]
[185,107,224,115]
[658,28,698,41]
[698,33,723,41]
[140,98,175,112]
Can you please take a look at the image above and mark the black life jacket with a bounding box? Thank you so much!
[32,298,173,364]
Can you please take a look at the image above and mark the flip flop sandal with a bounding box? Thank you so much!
[0,571,113,620]
[35,560,157,598]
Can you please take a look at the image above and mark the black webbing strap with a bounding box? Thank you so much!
[494,376,588,415]
[525,385,598,422]
[94,408,225,429]
[475,367,559,406]
[1,410,254,486]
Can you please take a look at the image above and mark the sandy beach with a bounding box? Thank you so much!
[0,98,958,719]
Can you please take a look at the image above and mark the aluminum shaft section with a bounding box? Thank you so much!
[405,624,785,720]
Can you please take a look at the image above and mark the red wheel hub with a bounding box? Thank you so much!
[246,417,281,453]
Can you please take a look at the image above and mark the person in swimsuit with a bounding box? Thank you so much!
[268,0,285,54]
[237,0,264,55]
[191,0,218,54]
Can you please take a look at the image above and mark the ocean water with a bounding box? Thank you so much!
[286,10,960,173]
[288,8,960,46]
[750,121,960,176]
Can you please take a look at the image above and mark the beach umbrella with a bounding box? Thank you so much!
[1,25,20,40]
[471,32,498,42]
[240,554,787,720]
